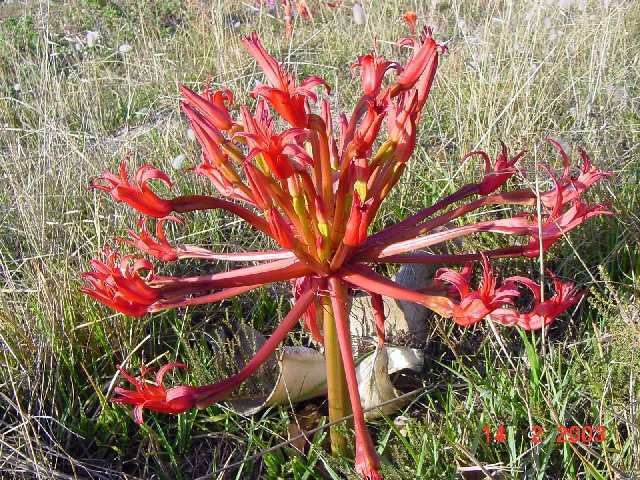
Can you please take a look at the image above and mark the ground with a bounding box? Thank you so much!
[0,0,639,478]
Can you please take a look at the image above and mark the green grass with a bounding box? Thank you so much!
[1,0,639,478]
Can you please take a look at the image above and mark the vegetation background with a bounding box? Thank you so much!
[0,0,639,478]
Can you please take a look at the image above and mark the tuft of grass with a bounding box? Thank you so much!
[1,0,639,478]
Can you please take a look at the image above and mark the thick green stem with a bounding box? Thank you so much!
[322,296,351,455]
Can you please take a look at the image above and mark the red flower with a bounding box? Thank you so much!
[239,103,310,179]
[81,248,160,317]
[91,162,173,218]
[523,197,611,257]
[351,98,387,157]
[112,363,197,423]
[81,28,611,480]
[435,255,519,326]
[182,103,255,204]
[491,272,584,330]
[182,102,226,161]
[402,11,417,35]
[392,27,438,96]
[243,32,329,127]
[352,53,398,98]
[513,168,612,256]
[541,138,612,208]
[447,165,612,257]
[180,85,234,131]
[465,141,525,195]
[118,216,182,262]
[112,288,317,422]
[182,103,227,167]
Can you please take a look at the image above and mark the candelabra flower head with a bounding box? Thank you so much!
[82,23,611,479]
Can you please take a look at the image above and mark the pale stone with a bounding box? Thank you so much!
[352,3,365,25]
[171,154,186,170]
[85,30,100,47]
[349,262,437,342]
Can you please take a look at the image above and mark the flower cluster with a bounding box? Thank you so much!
[83,24,610,479]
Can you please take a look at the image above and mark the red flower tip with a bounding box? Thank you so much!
[182,104,249,200]
[541,138,612,208]
[81,247,160,317]
[402,11,417,35]
[352,53,399,98]
[242,32,290,91]
[118,216,182,262]
[90,162,173,218]
[296,0,313,20]
[393,26,438,95]
[112,363,197,424]
[491,271,584,330]
[435,255,519,326]
[239,104,307,179]
[180,84,234,131]
[182,102,226,152]
[465,141,526,195]
[243,32,329,127]
[352,98,387,157]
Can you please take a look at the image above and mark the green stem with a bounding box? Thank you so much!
[322,296,351,455]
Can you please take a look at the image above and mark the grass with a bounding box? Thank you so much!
[1,0,639,478]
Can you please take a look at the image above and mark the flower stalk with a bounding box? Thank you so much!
[322,293,351,455]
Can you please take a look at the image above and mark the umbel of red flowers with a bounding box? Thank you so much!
[82,24,610,479]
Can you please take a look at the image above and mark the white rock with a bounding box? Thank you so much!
[352,2,365,25]
[118,43,132,54]
[349,263,436,342]
[171,154,186,170]
[392,263,436,336]
[85,30,100,47]
[393,415,411,436]
[357,345,423,419]
[186,128,196,141]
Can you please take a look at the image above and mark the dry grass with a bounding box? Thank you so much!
[1,0,639,478]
